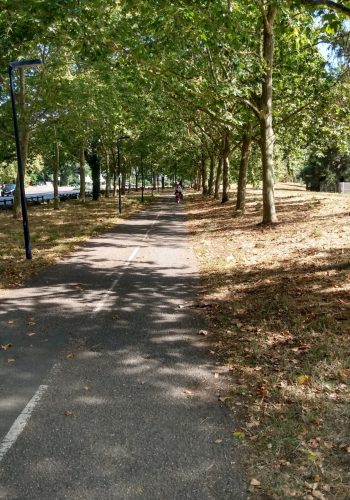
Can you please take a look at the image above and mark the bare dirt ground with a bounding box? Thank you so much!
[185,183,350,499]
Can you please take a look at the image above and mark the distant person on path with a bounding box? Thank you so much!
[175,182,183,203]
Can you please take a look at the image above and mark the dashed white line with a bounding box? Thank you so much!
[91,245,140,316]
[91,208,162,316]
[0,209,163,464]
[0,385,48,464]
[127,246,140,262]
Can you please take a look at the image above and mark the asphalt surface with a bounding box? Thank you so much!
[0,196,245,499]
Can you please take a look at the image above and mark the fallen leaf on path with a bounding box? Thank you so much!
[296,375,311,385]
[26,332,36,337]
[7,320,15,324]
[198,330,208,336]
[309,438,320,449]
[1,343,12,351]
[250,478,261,486]
[306,449,319,462]
[112,315,120,320]
[27,321,36,326]
[256,384,269,397]
[232,430,245,439]
[214,439,223,444]
[218,396,229,403]
[338,369,350,379]
[64,410,74,417]
[66,352,75,359]
[7,358,16,363]
[178,301,195,309]
[83,385,90,391]
[184,390,193,396]
[311,491,326,499]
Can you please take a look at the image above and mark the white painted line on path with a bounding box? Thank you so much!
[127,246,140,262]
[91,246,140,316]
[91,208,162,316]
[0,385,48,464]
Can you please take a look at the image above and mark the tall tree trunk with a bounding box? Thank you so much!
[222,130,230,203]
[13,68,30,219]
[196,167,202,191]
[89,145,101,201]
[121,170,126,195]
[161,175,165,189]
[79,145,86,202]
[113,158,117,197]
[214,156,222,200]
[53,142,60,210]
[208,153,215,196]
[105,152,110,198]
[259,3,277,223]
[235,134,252,215]
[201,149,208,195]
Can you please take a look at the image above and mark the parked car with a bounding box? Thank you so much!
[2,183,16,196]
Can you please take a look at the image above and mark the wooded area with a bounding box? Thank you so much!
[1,1,350,222]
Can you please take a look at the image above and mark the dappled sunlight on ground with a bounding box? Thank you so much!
[185,184,350,499]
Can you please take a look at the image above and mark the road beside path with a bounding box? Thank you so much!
[0,196,245,499]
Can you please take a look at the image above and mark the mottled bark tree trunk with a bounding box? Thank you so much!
[105,152,110,198]
[208,153,215,196]
[13,68,30,219]
[53,142,60,210]
[201,149,208,195]
[196,167,202,191]
[90,146,101,201]
[113,154,117,197]
[79,145,86,202]
[259,3,277,223]
[214,156,222,200]
[235,134,252,216]
[221,130,230,203]
[121,171,126,195]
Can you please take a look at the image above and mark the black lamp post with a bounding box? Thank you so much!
[9,59,42,260]
[116,135,130,214]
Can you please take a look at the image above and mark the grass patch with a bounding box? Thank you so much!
[185,184,350,499]
[0,192,154,290]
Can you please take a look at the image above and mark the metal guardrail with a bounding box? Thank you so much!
[0,190,92,209]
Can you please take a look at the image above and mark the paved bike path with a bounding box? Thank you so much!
[0,197,245,499]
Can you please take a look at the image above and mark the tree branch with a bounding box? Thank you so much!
[257,0,269,30]
[301,0,350,15]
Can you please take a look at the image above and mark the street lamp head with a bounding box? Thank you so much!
[9,59,42,70]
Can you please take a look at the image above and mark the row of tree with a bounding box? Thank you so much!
[1,1,350,222]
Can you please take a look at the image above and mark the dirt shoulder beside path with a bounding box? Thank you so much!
[185,184,350,499]
[0,194,153,291]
